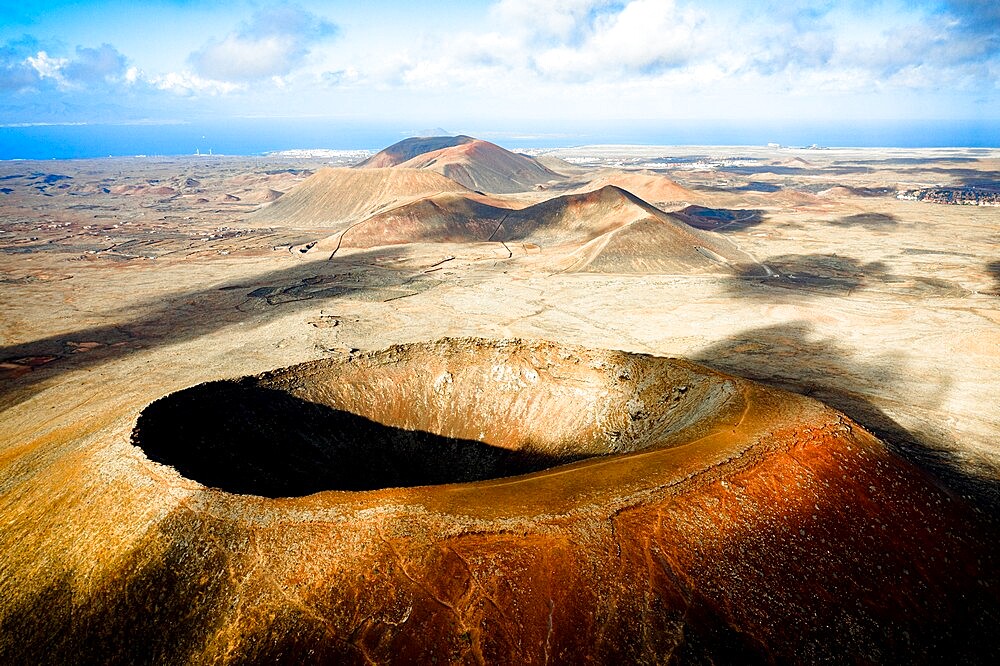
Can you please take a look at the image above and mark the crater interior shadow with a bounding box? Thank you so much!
[132,381,582,498]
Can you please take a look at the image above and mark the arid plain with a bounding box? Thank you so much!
[1,137,998,662]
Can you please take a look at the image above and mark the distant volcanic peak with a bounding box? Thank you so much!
[397,138,526,169]
[776,156,814,167]
[397,140,558,194]
[440,138,514,161]
[413,127,452,137]
[357,135,476,168]
[576,172,695,204]
[476,185,670,251]
[368,191,508,225]
[357,134,558,194]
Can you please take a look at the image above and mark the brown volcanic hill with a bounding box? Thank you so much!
[495,186,760,275]
[391,138,560,194]
[555,217,745,274]
[331,184,763,275]
[356,135,476,168]
[773,156,815,167]
[571,171,696,205]
[538,187,760,274]
[331,184,662,249]
[333,192,512,249]
[358,135,558,194]
[496,185,669,247]
[533,154,588,177]
[341,185,686,248]
[4,339,996,663]
[246,167,469,229]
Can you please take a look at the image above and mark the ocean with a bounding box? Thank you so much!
[1,118,996,160]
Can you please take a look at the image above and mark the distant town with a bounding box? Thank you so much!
[897,187,1000,206]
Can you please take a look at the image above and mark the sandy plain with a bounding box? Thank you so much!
[1,142,998,661]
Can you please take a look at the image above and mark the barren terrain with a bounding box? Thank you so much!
[1,141,998,662]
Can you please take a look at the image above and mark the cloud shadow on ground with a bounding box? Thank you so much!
[828,212,898,228]
[672,205,766,232]
[726,253,891,298]
[726,252,970,300]
[692,321,998,514]
[0,245,425,405]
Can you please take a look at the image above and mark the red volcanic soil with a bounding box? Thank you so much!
[3,339,995,663]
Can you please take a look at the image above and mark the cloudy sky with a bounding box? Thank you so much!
[1,0,997,127]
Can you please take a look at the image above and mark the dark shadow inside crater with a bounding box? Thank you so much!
[132,381,584,498]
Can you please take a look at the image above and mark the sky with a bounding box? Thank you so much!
[0,0,997,136]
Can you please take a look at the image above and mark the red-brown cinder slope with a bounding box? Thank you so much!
[2,339,995,663]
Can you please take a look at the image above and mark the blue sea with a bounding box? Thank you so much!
[0,118,996,160]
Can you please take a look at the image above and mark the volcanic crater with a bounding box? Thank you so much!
[5,338,998,663]
[132,338,742,498]
[109,339,999,663]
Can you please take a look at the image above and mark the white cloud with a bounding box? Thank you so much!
[64,44,128,83]
[191,34,299,81]
[149,71,244,96]
[2,0,996,125]
[27,51,68,84]
[189,3,337,82]
[490,0,618,44]
[322,67,361,87]
[22,44,130,91]
[532,0,704,79]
